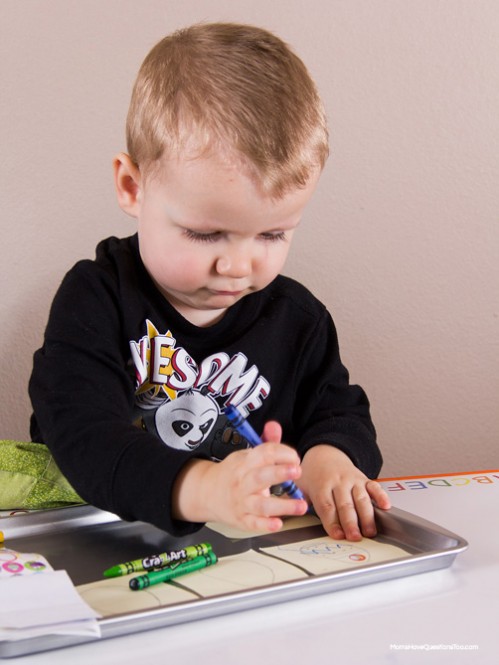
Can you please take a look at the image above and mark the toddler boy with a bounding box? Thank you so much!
[30,23,390,541]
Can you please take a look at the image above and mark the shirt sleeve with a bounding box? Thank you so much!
[29,262,203,536]
[294,308,383,478]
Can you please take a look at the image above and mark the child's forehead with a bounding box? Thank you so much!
[147,148,253,195]
[149,146,320,201]
[145,151,319,232]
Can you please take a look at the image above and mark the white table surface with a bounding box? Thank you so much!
[6,470,499,664]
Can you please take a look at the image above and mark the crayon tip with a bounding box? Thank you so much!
[0,531,4,544]
[103,565,122,578]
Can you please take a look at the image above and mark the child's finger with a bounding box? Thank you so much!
[261,420,282,443]
[252,456,301,489]
[247,492,308,521]
[316,506,346,541]
[336,480,387,539]
[351,484,378,537]
[249,440,301,469]
[316,487,363,541]
[311,491,347,540]
[334,504,362,541]
[366,480,391,509]
[242,515,284,533]
[351,481,391,538]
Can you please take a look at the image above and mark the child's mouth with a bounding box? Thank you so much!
[211,289,244,297]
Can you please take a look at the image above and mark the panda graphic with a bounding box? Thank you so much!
[155,390,219,451]
[148,388,250,461]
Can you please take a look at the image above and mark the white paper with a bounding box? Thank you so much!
[0,569,101,639]
[0,619,101,641]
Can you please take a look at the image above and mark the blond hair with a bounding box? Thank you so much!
[126,22,329,196]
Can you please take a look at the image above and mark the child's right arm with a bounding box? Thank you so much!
[29,255,203,536]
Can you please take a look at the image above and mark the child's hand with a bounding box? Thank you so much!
[172,422,308,533]
[300,444,391,541]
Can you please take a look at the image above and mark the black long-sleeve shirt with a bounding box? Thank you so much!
[29,234,382,534]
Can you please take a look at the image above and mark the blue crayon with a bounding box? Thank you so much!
[224,405,306,501]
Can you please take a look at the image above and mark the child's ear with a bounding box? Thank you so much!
[113,153,142,217]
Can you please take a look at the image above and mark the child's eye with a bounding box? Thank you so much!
[183,229,221,244]
[182,229,287,243]
[258,231,287,243]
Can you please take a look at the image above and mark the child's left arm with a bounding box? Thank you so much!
[299,443,391,541]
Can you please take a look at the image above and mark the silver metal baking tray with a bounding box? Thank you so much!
[0,505,467,658]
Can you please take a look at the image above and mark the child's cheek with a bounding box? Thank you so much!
[168,254,207,287]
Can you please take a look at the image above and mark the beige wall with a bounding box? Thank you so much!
[1,0,497,476]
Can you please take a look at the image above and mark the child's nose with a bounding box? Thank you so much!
[215,246,253,278]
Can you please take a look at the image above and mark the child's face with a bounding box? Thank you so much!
[127,152,318,326]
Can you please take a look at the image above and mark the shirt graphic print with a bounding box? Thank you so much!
[129,320,270,459]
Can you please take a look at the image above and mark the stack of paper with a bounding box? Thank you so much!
[0,570,101,642]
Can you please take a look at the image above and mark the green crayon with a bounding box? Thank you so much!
[129,551,217,590]
[104,542,212,578]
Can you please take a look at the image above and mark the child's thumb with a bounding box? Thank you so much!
[261,420,282,444]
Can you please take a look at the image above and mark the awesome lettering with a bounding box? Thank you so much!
[130,321,270,415]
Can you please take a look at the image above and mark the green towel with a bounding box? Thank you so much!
[0,440,85,510]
